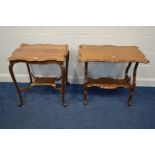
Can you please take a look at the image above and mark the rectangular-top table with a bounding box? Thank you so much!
[8,44,69,107]
[79,45,149,106]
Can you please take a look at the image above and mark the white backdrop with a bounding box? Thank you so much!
[0,26,154,86]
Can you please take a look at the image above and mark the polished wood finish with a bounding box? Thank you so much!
[80,45,149,106]
[8,44,69,107]
[9,44,68,62]
[80,45,149,63]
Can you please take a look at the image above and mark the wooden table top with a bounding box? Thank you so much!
[79,45,149,63]
[8,44,68,62]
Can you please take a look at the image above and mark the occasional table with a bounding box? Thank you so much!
[79,45,149,106]
[8,44,69,107]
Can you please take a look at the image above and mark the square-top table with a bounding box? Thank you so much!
[8,44,70,107]
[79,45,149,106]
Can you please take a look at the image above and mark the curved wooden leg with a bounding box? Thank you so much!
[128,62,139,106]
[84,87,88,105]
[65,52,70,85]
[60,63,67,107]
[84,62,88,105]
[124,62,132,80]
[128,87,135,106]
[9,62,23,107]
[26,63,33,84]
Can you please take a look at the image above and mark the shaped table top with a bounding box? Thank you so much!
[79,45,149,63]
[8,44,68,62]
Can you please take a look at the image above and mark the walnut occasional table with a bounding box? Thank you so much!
[8,44,69,107]
[79,45,149,106]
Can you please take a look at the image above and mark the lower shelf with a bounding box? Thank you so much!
[31,76,57,87]
[86,77,131,89]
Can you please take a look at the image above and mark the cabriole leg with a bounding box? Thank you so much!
[128,62,139,106]
[84,62,88,105]
[9,61,23,107]
[124,62,132,80]
[65,52,70,85]
[26,63,33,84]
[60,63,67,107]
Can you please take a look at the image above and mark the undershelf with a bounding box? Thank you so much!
[86,77,131,89]
[31,76,57,87]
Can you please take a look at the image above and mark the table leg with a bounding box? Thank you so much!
[65,52,70,85]
[9,62,23,107]
[128,62,139,106]
[124,62,132,80]
[84,62,88,105]
[26,63,33,84]
[60,63,67,107]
